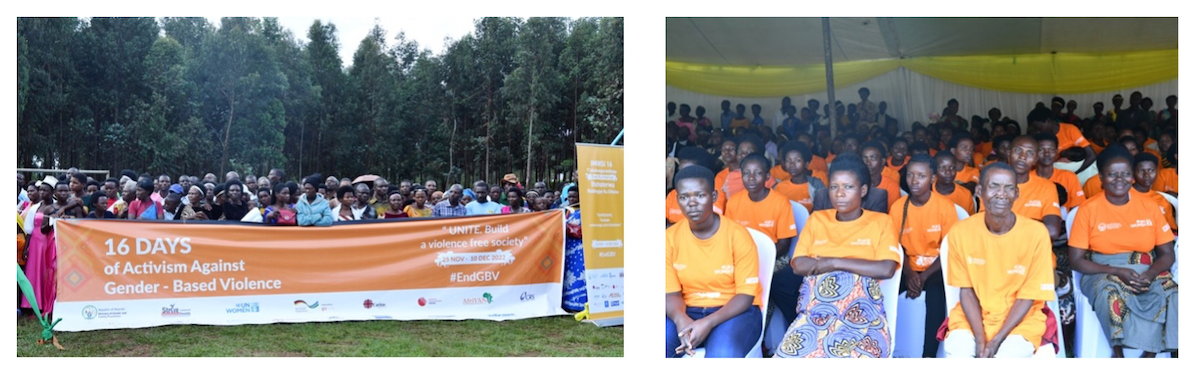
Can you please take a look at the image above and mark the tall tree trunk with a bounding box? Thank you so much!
[220,93,235,175]
[525,106,535,187]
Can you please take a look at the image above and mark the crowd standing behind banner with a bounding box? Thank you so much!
[665,90,1179,358]
[17,168,584,318]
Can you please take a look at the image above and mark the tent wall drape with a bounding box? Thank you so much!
[666,49,1177,98]
[666,67,1178,134]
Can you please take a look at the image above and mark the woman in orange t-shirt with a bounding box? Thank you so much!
[666,165,762,358]
[933,151,976,214]
[1067,146,1177,357]
[1132,153,1177,233]
[775,155,901,358]
[888,155,958,357]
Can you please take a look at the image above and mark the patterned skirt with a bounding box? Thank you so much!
[1079,252,1178,353]
[775,271,890,358]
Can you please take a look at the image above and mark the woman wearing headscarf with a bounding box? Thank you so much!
[775,154,901,358]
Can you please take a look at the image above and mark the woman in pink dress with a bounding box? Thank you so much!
[22,178,81,317]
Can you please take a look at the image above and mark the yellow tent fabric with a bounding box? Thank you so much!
[667,49,1177,96]
[666,59,899,97]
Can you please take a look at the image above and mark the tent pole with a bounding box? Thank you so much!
[822,17,838,138]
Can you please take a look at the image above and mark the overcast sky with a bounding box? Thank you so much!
[207,16,480,67]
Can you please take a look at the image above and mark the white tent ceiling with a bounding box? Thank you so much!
[666,17,1178,66]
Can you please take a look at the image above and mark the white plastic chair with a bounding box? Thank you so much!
[1067,207,1174,358]
[1158,191,1178,227]
[763,201,810,356]
[938,236,1064,357]
[894,205,970,357]
[685,228,776,358]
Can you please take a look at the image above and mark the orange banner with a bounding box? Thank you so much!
[53,211,566,331]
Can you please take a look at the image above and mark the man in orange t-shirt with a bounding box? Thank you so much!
[666,165,762,358]
[984,136,1061,240]
[1033,133,1086,208]
[944,163,1058,358]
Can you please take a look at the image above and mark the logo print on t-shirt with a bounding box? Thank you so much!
[714,265,734,275]
[1098,222,1121,232]
[673,263,687,271]
[926,224,941,233]
[1130,219,1152,228]
[850,238,871,246]
[967,256,986,265]
[759,220,775,228]
[1025,200,1042,207]
[1006,265,1027,276]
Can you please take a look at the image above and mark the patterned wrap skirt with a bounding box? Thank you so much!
[775,270,890,358]
[1079,252,1178,353]
[562,209,587,311]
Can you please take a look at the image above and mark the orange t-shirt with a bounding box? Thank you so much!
[724,189,797,244]
[955,166,980,185]
[876,176,902,209]
[810,155,828,174]
[1068,193,1175,254]
[666,189,727,225]
[770,164,791,183]
[792,209,902,264]
[1056,122,1090,153]
[773,179,813,213]
[1083,175,1102,198]
[889,195,959,272]
[1135,190,1177,233]
[714,168,731,195]
[978,141,993,159]
[973,153,984,168]
[1046,168,1085,208]
[935,184,976,215]
[883,166,900,183]
[722,171,777,198]
[1152,168,1178,193]
[981,175,1059,221]
[666,215,762,308]
[946,213,1057,346]
[886,156,910,172]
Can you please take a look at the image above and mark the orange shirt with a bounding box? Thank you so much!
[935,184,976,215]
[886,156,909,172]
[973,153,984,168]
[1045,168,1085,208]
[1134,190,1177,232]
[773,179,813,213]
[946,213,1057,346]
[1153,168,1178,193]
[770,164,791,182]
[882,166,900,183]
[889,195,959,272]
[1068,193,1175,254]
[792,209,902,264]
[722,171,777,198]
[981,175,1059,221]
[978,141,993,159]
[666,189,727,225]
[666,215,762,307]
[810,155,828,174]
[1083,175,1102,198]
[955,166,980,185]
[724,189,797,244]
[876,176,902,209]
[714,168,731,195]
[1055,122,1090,153]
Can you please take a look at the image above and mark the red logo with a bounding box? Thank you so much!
[363,299,374,309]
[418,297,427,307]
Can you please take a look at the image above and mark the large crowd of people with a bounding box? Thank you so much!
[665,90,1179,358]
[17,168,586,317]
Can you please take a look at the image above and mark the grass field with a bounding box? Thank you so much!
[16,315,622,357]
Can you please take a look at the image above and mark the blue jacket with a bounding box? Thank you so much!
[296,194,333,227]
